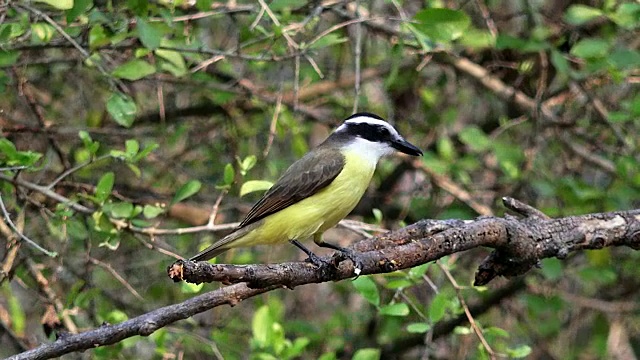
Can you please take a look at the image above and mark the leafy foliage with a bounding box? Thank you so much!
[0,0,639,359]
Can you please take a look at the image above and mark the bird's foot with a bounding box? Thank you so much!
[304,252,338,279]
[304,251,332,268]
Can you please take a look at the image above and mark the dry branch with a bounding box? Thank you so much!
[170,198,640,287]
[9,199,640,360]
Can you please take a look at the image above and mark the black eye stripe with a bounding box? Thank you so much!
[346,123,393,142]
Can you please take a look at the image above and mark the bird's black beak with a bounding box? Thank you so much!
[391,137,423,156]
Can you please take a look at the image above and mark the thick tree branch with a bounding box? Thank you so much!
[169,198,640,288]
[10,199,640,359]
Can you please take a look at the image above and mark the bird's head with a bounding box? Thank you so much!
[332,112,423,161]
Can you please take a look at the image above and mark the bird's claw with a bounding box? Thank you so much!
[305,253,338,279]
[305,252,332,268]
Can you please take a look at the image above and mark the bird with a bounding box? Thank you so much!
[188,112,423,274]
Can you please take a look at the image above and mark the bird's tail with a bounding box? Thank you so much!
[188,244,229,262]
[188,224,256,262]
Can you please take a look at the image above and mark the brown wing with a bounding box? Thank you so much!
[238,148,345,228]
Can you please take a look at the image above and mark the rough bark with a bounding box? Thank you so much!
[10,198,640,360]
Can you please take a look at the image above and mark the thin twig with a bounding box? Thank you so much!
[256,0,298,49]
[87,257,145,302]
[111,218,239,236]
[148,5,256,23]
[46,154,112,190]
[250,5,266,30]
[0,193,57,256]
[303,53,324,78]
[352,0,363,113]
[263,93,283,157]
[474,0,498,38]
[438,262,499,359]
[412,160,493,216]
[306,18,370,49]
[207,190,229,227]
[0,212,22,285]
[0,173,94,213]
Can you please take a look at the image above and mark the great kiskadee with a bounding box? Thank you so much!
[189,112,423,273]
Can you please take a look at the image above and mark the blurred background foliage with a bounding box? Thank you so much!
[0,0,639,359]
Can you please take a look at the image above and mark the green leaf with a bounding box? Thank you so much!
[352,348,380,360]
[570,38,610,59]
[496,34,548,52]
[66,218,88,240]
[127,164,141,178]
[0,138,42,167]
[550,50,570,75]
[252,305,273,348]
[143,204,165,219]
[309,33,348,50]
[352,276,380,307]
[103,202,134,219]
[459,126,491,152]
[89,24,109,49]
[66,0,92,23]
[180,282,203,294]
[406,322,431,333]
[609,49,640,69]
[0,50,19,67]
[136,17,162,50]
[6,288,26,335]
[428,291,449,322]
[34,0,73,10]
[172,180,202,205]
[195,0,213,11]
[318,353,338,360]
[413,8,471,43]
[379,303,410,317]
[223,163,235,185]
[239,155,257,175]
[540,258,563,280]
[104,309,128,323]
[125,139,139,159]
[485,326,510,338]
[95,172,115,204]
[408,263,431,279]
[112,59,156,80]
[285,337,311,358]
[106,93,137,128]
[384,279,412,289]
[372,208,383,223]
[133,142,159,162]
[437,137,455,161]
[31,23,55,44]
[78,130,92,148]
[454,326,472,335]
[609,3,640,29]
[506,345,532,358]
[459,29,494,49]
[565,5,603,25]
[240,180,273,197]
[156,40,187,77]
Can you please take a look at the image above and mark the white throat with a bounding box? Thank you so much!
[341,137,393,166]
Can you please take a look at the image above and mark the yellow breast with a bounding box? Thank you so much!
[230,150,377,248]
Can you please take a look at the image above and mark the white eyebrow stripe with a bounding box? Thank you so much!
[344,116,401,138]
[344,116,390,127]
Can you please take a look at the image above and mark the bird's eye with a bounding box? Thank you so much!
[378,127,390,137]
